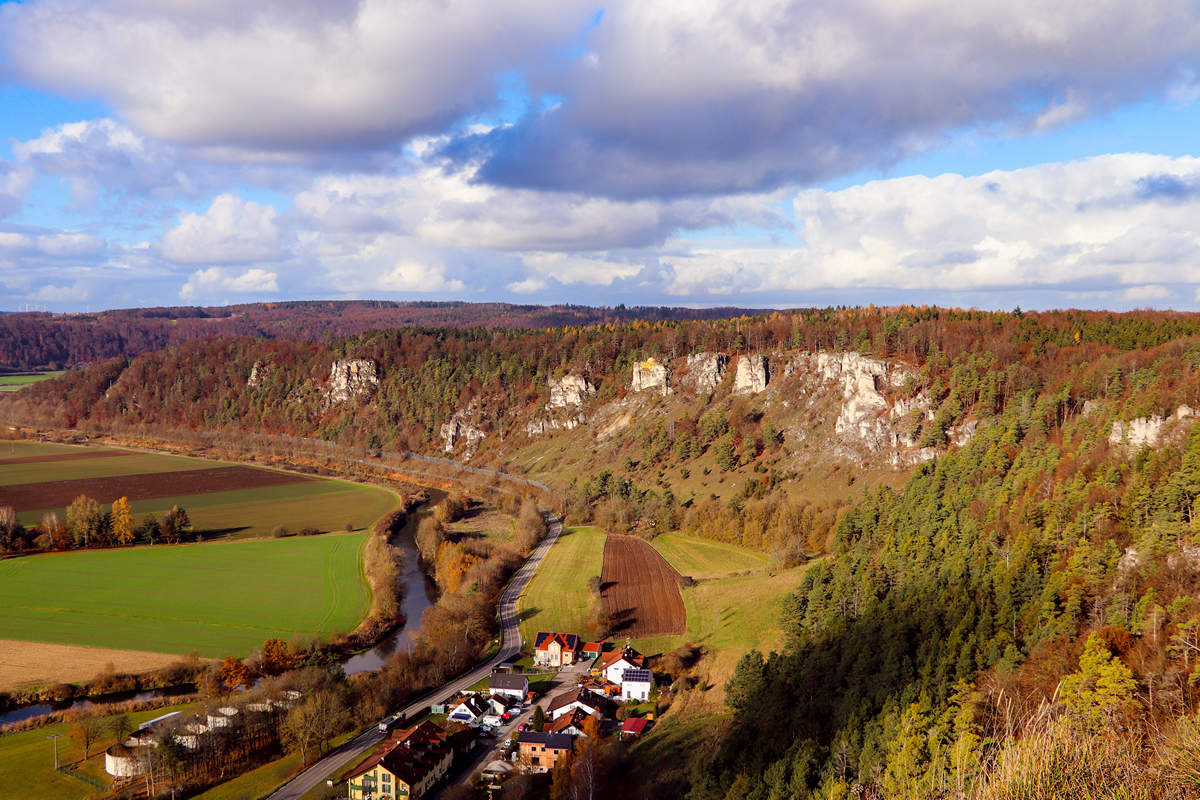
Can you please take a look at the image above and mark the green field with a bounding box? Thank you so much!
[0,371,62,393]
[651,533,770,579]
[0,701,197,800]
[517,526,607,646]
[0,535,372,657]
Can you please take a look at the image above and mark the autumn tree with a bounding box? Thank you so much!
[66,494,104,547]
[67,710,106,759]
[1061,632,1138,731]
[111,496,134,546]
[162,505,191,543]
[282,690,348,764]
[261,638,293,674]
[219,656,250,690]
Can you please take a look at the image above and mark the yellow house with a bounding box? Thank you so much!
[347,722,453,800]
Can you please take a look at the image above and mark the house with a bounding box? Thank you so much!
[447,694,490,726]
[620,668,653,702]
[546,707,594,737]
[347,721,454,800]
[533,632,581,667]
[597,645,644,684]
[517,731,573,773]
[546,687,614,721]
[582,640,605,660]
[488,672,530,701]
[620,717,650,739]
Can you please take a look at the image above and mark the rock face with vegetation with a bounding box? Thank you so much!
[684,351,728,392]
[631,357,670,395]
[733,354,769,393]
[547,374,595,409]
[439,409,485,458]
[1109,405,1196,449]
[246,360,269,388]
[322,359,378,407]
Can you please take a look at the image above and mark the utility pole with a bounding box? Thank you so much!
[47,733,62,769]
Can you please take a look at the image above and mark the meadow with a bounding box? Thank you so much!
[0,371,62,394]
[0,534,373,661]
[517,526,607,647]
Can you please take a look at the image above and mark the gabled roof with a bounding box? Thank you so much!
[546,687,613,717]
[346,722,450,784]
[582,640,605,653]
[534,632,581,651]
[448,695,489,717]
[489,673,529,691]
[517,732,573,750]
[621,668,653,685]
[621,717,649,734]
[546,708,594,734]
[597,646,644,672]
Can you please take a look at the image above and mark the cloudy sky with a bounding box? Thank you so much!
[3,0,1200,312]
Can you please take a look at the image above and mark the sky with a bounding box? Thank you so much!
[4,1,1200,313]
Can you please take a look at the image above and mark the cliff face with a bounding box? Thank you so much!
[733,354,769,394]
[1109,406,1196,449]
[440,408,485,459]
[684,352,727,393]
[323,359,378,407]
[631,358,670,395]
[548,375,595,409]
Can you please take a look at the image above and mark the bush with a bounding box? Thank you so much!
[298,527,321,536]
[272,525,290,538]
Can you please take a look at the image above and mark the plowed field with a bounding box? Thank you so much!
[2,465,313,511]
[601,535,686,637]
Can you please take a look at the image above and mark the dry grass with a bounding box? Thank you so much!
[0,639,187,691]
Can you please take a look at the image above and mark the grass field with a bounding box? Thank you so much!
[0,701,197,800]
[650,533,770,579]
[0,639,189,692]
[517,526,607,647]
[0,534,372,658]
[0,371,62,393]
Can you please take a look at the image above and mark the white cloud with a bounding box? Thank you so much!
[662,154,1200,299]
[179,267,278,300]
[507,277,548,294]
[162,194,283,264]
[33,280,91,302]
[520,252,643,286]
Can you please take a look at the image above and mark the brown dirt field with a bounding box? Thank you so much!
[1,466,314,512]
[0,639,188,691]
[601,535,686,638]
[0,449,132,466]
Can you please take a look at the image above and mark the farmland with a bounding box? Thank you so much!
[0,534,372,663]
[650,533,770,579]
[517,526,607,646]
[0,371,62,394]
[601,535,686,638]
[0,440,398,539]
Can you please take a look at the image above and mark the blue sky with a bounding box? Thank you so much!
[3,0,1200,312]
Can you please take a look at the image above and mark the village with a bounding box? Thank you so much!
[342,632,656,799]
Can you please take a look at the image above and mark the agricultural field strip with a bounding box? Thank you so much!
[0,535,372,657]
[0,452,223,485]
[601,535,687,638]
[0,449,133,465]
[0,441,86,457]
[650,533,770,579]
[516,526,607,646]
[1,465,314,512]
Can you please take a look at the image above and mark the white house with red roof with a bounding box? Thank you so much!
[533,632,581,667]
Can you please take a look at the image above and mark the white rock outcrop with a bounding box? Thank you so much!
[526,415,584,437]
[440,410,485,458]
[323,359,378,407]
[548,375,595,409]
[816,352,906,445]
[246,361,269,388]
[631,358,670,396]
[683,352,727,393]
[733,354,769,394]
[1109,406,1196,449]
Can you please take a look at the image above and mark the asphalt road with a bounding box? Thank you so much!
[264,512,563,800]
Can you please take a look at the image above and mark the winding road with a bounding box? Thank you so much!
[264,511,562,800]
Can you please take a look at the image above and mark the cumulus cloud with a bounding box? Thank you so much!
[162,194,283,264]
[1,0,590,153]
[661,154,1200,301]
[520,252,643,286]
[6,1,1200,199]
[0,161,33,218]
[179,267,279,300]
[304,231,467,294]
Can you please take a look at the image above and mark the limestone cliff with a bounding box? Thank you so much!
[548,375,595,409]
[440,408,485,459]
[631,358,670,396]
[682,352,727,393]
[733,354,769,394]
[323,359,378,407]
[1109,406,1196,450]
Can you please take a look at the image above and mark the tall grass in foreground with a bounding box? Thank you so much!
[975,716,1200,800]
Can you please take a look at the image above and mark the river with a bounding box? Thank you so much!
[0,494,442,727]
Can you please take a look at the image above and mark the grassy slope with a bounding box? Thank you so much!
[0,701,196,800]
[0,534,372,657]
[517,526,607,647]
[0,372,62,393]
[650,533,770,579]
[0,451,217,485]
[194,730,357,800]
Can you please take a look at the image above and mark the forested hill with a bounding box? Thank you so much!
[0,300,764,371]
[7,306,1200,796]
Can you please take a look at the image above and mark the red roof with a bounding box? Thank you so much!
[534,632,581,652]
[621,717,649,735]
[582,641,604,653]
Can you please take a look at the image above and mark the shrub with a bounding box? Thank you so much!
[272,525,290,538]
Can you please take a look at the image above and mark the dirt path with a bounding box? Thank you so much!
[601,535,686,637]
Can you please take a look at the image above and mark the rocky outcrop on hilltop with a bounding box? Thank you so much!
[683,352,727,393]
[734,354,769,394]
[631,358,670,396]
[440,408,485,459]
[548,375,595,409]
[1109,406,1197,450]
[323,359,378,407]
